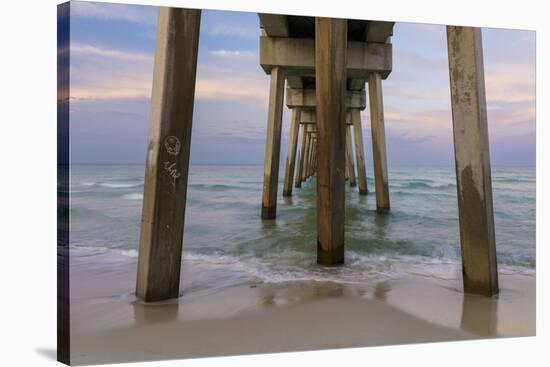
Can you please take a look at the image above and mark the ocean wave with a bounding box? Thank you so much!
[69,246,535,286]
[392,181,456,190]
[492,177,535,183]
[392,190,456,198]
[100,182,143,189]
[122,192,143,200]
[189,183,250,191]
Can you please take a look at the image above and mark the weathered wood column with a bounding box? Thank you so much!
[136,8,201,302]
[447,26,498,296]
[315,17,347,265]
[351,109,368,195]
[261,66,286,219]
[283,107,302,196]
[368,73,390,213]
[295,124,307,188]
[346,124,357,187]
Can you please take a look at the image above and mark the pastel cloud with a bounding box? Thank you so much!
[208,49,257,60]
[69,42,153,100]
[195,76,268,104]
[67,8,535,165]
[70,1,155,24]
[71,43,151,62]
[202,22,259,39]
[69,41,268,104]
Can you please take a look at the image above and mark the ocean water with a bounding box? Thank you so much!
[70,165,536,292]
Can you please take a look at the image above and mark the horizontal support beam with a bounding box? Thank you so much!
[365,21,395,43]
[258,14,289,37]
[287,87,366,109]
[300,109,316,124]
[300,109,353,125]
[348,78,366,91]
[260,36,392,79]
[286,75,303,88]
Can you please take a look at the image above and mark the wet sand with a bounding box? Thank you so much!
[70,252,535,365]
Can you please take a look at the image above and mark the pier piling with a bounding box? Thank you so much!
[447,26,499,296]
[368,72,390,213]
[295,124,307,188]
[302,125,311,182]
[283,107,302,196]
[351,109,369,195]
[136,8,201,302]
[261,66,286,219]
[346,124,357,187]
[315,17,347,265]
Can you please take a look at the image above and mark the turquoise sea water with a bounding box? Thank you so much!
[70,165,535,289]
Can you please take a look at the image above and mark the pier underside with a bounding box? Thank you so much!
[135,10,499,302]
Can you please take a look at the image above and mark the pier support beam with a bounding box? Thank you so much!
[261,66,286,219]
[136,8,201,302]
[351,109,368,195]
[346,124,357,187]
[368,72,390,213]
[283,107,301,196]
[315,17,347,265]
[447,26,498,296]
[295,124,307,188]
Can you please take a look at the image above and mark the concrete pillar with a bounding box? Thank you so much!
[283,107,302,196]
[311,145,316,175]
[345,155,349,181]
[310,135,317,177]
[261,66,286,219]
[351,109,368,195]
[447,26,498,296]
[295,124,306,188]
[315,17,347,265]
[346,124,357,187]
[307,130,314,178]
[302,127,311,181]
[368,72,390,213]
[136,8,201,302]
[307,134,312,179]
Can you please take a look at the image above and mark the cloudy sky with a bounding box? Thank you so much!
[67,1,536,166]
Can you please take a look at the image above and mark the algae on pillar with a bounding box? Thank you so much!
[136,7,201,302]
[447,26,498,297]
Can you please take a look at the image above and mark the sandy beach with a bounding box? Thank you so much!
[70,251,535,365]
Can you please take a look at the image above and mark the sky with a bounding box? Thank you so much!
[67,1,536,166]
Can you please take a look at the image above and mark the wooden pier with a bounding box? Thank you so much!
[136,8,499,302]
